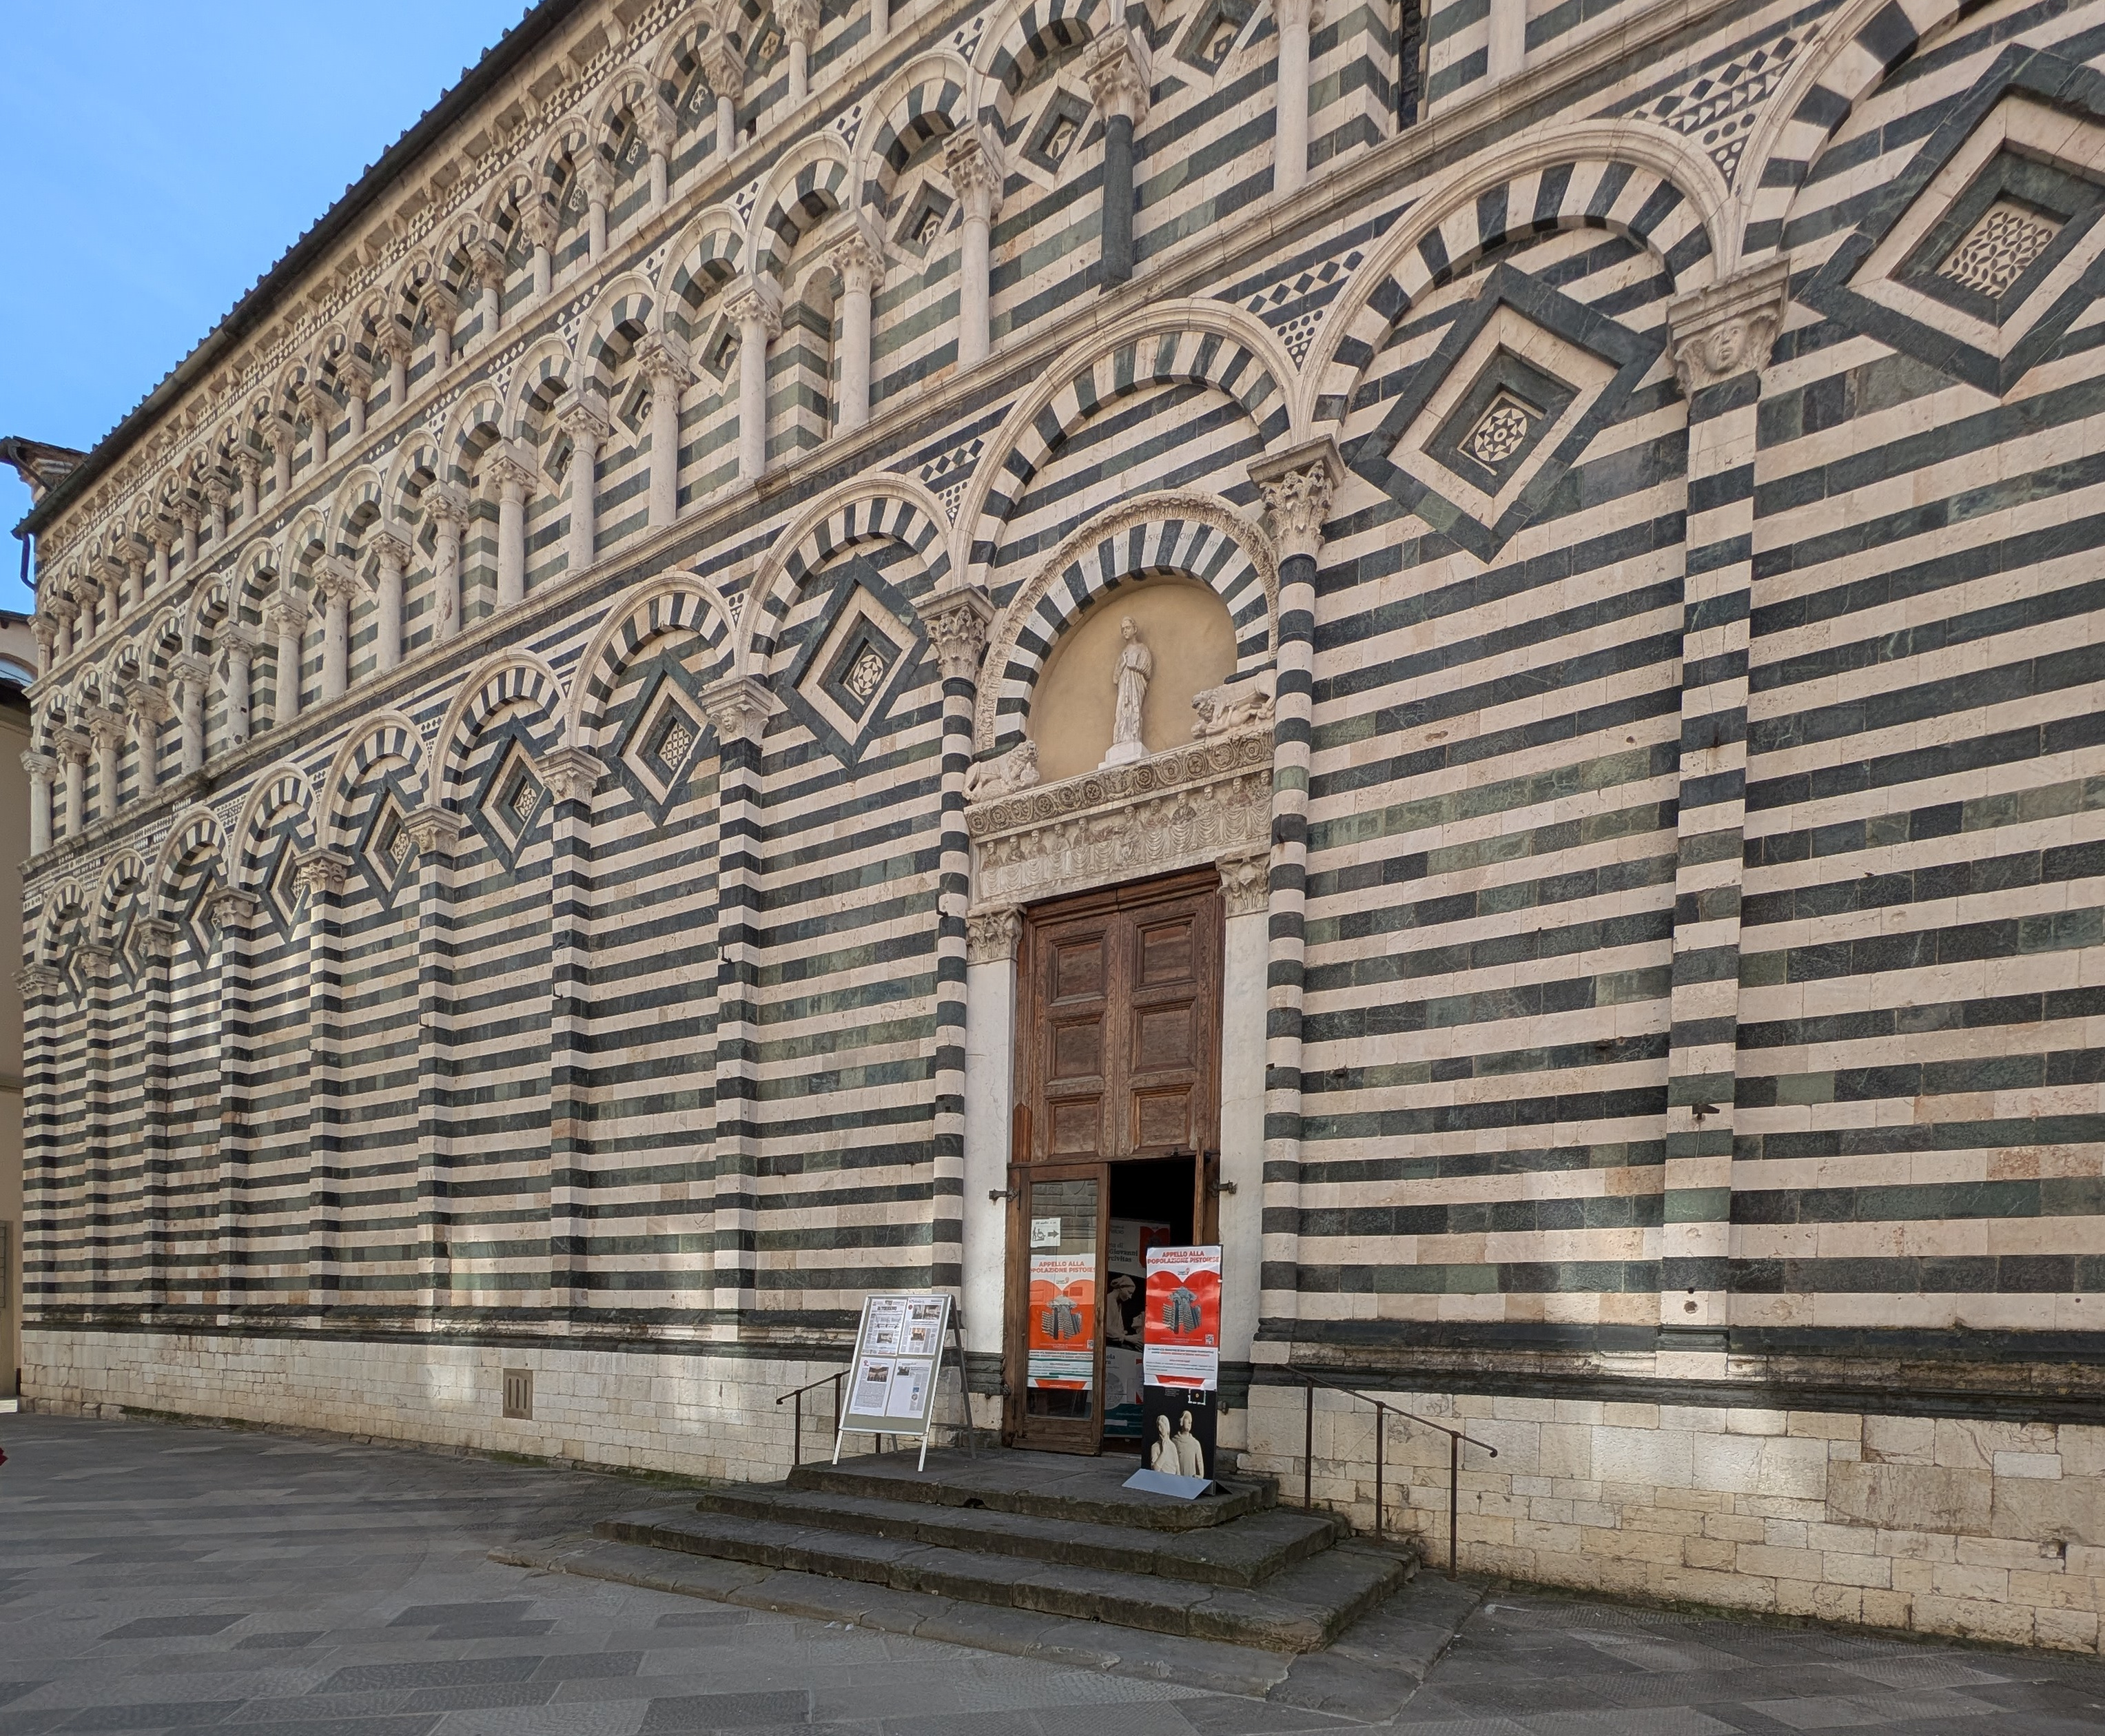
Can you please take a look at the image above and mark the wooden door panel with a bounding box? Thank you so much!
[1133,1087,1192,1152]
[1051,935,1107,1000]
[1136,915,1195,986]
[1048,1098,1104,1156]
[1132,1003,1195,1072]
[1051,1017,1103,1080]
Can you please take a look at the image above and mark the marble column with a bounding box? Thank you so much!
[580,153,613,262]
[1083,30,1149,287]
[314,555,365,702]
[490,446,538,609]
[296,847,354,1314]
[783,0,819,103]
[58,728,88,839]
[427,484,470,642]
[1488,0,1525,80]
[726,280,781,485]
[945,130,1001,369]
[830,231,883,433]
[380,340,411,413]
[266,593,310,728]
[426,284,460,369]
[557,389,611,575]
[1271,0,1317,196]
[962,905,1021,1382]
[172,653,210,773]
[639,94,676,209]
[637,332,695,527]
[1247,435,1342,1345]
[370,527,411,674]
[208,889,261,1307]
[269,420,296,498]
[1655,261,1789,1367]
[204,478,229,547]
[23,751,55,855]
[237,453,263,523]
[129,688,170,801]
[85,706,125,821]
[220,625,258,747]
[298,380,332,472]
[338,354,372,440]
[703,37,744,159]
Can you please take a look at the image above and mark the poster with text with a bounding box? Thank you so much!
[1026,1253,1096,1389]
[839,1292,950,1436]
[1142,1245,1221,1390]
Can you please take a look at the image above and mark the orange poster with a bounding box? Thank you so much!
[1143,1245,1222,1390]
[1027,1253,1096,1389]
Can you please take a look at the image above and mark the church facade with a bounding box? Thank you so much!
[15,0,2105,1651]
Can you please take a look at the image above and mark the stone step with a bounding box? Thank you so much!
[785,1445,1274,1531]
[595,1504,1410,1652]
[696,1483,1345,1587]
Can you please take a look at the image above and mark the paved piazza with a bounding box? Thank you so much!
[1,1414,2100,1735]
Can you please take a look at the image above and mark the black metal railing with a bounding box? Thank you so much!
[774,1368,847,1468]
[1281,1367,1499,1578]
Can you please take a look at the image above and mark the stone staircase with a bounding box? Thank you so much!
[509,1448,1415,1662]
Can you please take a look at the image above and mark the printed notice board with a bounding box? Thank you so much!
[836,1293,954,1467]
[1142,1245,1222,1391]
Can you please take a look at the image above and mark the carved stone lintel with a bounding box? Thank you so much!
[403,806,467,857]
[969,726,1271,910]
[1665,258,1790,397]
[294,847,353,897]
[1249,435,1344,563]
[1082,27,1151,127]
[699,673,775,746]
[965,905,1023,966]
[923,585,995,685]
[1216,847,1271,917]
[538,746,609,805]
[944,127,1003,224]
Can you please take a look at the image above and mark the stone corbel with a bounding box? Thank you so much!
[922,585,995,685]
[965,905,1023,965]
[404,806,468,857]
[1216,847,1271,918]
[137,917,183,959]
[538,746,609,805]
[1248,435,1344,562]
[206,888,260,937]
[1665,259,1791,396]
[699,673,776,745]
[294,847,353,897]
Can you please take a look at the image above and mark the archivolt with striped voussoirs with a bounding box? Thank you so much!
[961,304,1296,582]
[93,848,149,951]
[974,0,1108,127]
[231,763,314,892]
[1736,0,1964,264]
[657,207,744,340]
[37,881,85,971]
[318,713,429,854]
[740,477,954,673]
[975,490,1278,755]
[152,805,227,922]
[751,139,853,280]
[568,573,738,752]
[854,53,972,209]
[575,277,656,391]
[1303,126,1729,424]
[434,650,570,799]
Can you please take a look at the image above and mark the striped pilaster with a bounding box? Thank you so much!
[924,587,993,1300]
[209,893,258,1313]
[406,808,464,1318]
[1247,438,1342,1345]
[298,850,352,1315]
[542,748,607,1320]
[1659,263,1789,1358]
[139,919,180,1309]
[18,967,61,1318]
[701,675,773,1331]
[83,944,114,1309]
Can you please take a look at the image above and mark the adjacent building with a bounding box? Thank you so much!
[12,0,2104,1651]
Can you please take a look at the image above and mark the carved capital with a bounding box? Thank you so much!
[538,746,608,804]
[294,379,334,422]
[487,445,540,498]
[170,652,212,688]
[294,847,353,896]
[265,592,312,635]
[21,750,57,779]
[923,585,994,684]
[333,350,374,394]
[699,33,746,103]
[218,622,261,657]
[56,725,92,763]
[368,526,414,572]
[635,328,697,387]
[944,127,1003,223]
[1082,28,1151,127]
[781,0,821,43]
[724,278,783,339]
[403,806,468,855]
[267,416,300,457]
[557,386,613,445]
[17,963,65,996]
[637,92,679,156]
[1666,258,1790,396]
[128,685,174,723]
[1249,436,1344,562]
[830,229,885,296]
[424,481,473,529]
[82,704,127,749]
[137,917,182,959]
[313,553,367,602]
[1217,847,1271,917]
[576,151,615,206]
[205,888,260,934]
[965,905,1023,965]
[699,673,775,744]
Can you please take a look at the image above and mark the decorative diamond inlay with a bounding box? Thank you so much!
[504,764,542,824]
[843,644,889,705]
[1464,396,1537,468]
[655,716,694,770]
[1938,201,2062,300]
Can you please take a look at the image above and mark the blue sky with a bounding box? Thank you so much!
[0,1,533,613]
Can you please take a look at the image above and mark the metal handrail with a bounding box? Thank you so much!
[1281,1365,1499,1579]
[774,1367,848,1468]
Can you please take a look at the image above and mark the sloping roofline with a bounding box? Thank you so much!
[17,0,588,542]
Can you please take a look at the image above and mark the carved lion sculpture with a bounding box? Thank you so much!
[1191,668,1276,738]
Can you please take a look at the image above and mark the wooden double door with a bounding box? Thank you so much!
[1004,871,1224,1453]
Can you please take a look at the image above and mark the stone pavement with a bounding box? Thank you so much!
[1,1412,2100,1735]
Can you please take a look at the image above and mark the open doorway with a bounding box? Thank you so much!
[1103,1156,1193,1449]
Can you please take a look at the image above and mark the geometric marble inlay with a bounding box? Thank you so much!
[1937,201,2062,299]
